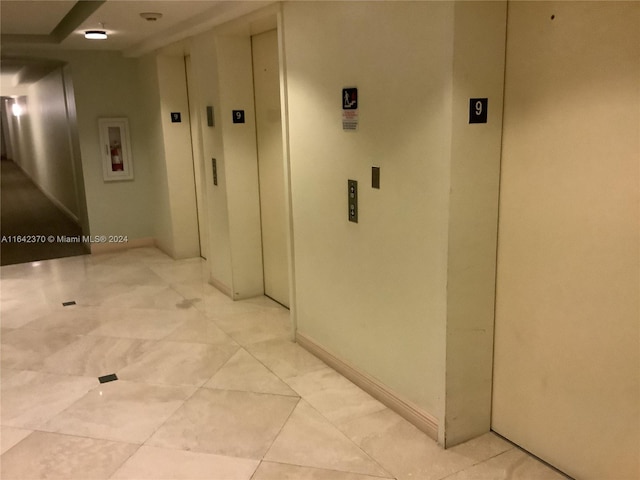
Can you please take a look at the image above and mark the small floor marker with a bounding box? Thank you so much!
[62,301,76,306]
[98,374,118,384]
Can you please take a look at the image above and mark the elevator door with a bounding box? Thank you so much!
[492,3,639,480]
[252,29,289,307]
[185,55,208,259]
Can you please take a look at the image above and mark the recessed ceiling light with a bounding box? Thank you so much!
[85,30,107,40]
[11,103,23,117]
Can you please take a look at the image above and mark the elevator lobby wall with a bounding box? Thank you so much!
[282,1,506,445]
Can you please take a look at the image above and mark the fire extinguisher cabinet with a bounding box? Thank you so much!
[98,117,134,181]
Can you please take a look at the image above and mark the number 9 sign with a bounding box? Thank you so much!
[232,110,245,124]
[469,98,488,124]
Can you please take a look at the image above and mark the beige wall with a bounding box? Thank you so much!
[284,0,454,423]
[283,0,507,445]
[63,51,155,241]
[492,2,640,479]
[24,68,79,220]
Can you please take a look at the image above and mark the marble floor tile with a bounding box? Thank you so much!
[147,388,299,459]
[95,284,190,310]
[166,315,238,346]
[40,279,134,307]
[41,335,156,377]
[89,247,171,267]
[0,264,48,282]
[444,447,569,480]
[245,338,328,380]
[20,305,107,335]
[0,431,138,480]
[0,426,33,454]
[0,277,48,300]
[286,366,386,426]
[1,328,79,370]
[86,307,196,340]
[213,309,292,346]
[0,370,97,429]
[341,408,513,480]
[117,340,238,386]
[147,258,208,284]
[252,462,396,480]
[197,293,281,317]
[110,445,260,480]
[0,295,55,328]
[41,380,195,444]
[264,400,390,478]
[205,348,298,396]
[0,249,569,480]
[169,279,230,303]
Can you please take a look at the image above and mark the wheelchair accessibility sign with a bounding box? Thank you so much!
[342,87,358,131]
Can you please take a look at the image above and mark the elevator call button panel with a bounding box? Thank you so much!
[348,179,358,223]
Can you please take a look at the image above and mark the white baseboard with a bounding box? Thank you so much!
[209,276,232,298]
[296,332,439,441]
[90,236,155,254]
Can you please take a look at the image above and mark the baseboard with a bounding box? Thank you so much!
[90,236,155,254]
[296,332,439,441]
[209,276,232,298]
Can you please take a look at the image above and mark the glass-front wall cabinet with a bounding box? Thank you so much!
[98,118,133,181]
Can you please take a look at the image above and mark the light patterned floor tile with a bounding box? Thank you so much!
[213,309,292,346]
[444,448,569,480]
[0,431,137,480]
[165,316,238,346]
[341,408,512,480]
[286,366,386,425]
[0,370,97,429]
[117,340,238,386]
[1,328,78,370]
[0,426,33,454]
[0,249,572,480]
[252,462,395,480]
[245,338,328,380]
[20,305,107,335]
[41,335,156,377]
[110,445,259,480]
[147,388,299,459]
[86,307,194,340]
[204,348,298,396]
[41,380,195,444]
[264,400,390,477]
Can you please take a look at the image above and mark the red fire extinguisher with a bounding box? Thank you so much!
[111,142,123,171]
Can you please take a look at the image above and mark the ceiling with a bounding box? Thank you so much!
[0,0,271,92]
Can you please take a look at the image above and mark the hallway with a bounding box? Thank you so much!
[0,247,567,479]
[0,158,86,266]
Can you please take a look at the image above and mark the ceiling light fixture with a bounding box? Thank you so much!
[85,30,107,40]
[11,102,23,117]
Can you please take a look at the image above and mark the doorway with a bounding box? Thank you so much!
[251,29,289,308]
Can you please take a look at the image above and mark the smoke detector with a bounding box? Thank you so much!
[140,12,163,21]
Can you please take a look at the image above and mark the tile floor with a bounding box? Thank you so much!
[0,248,568,479]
